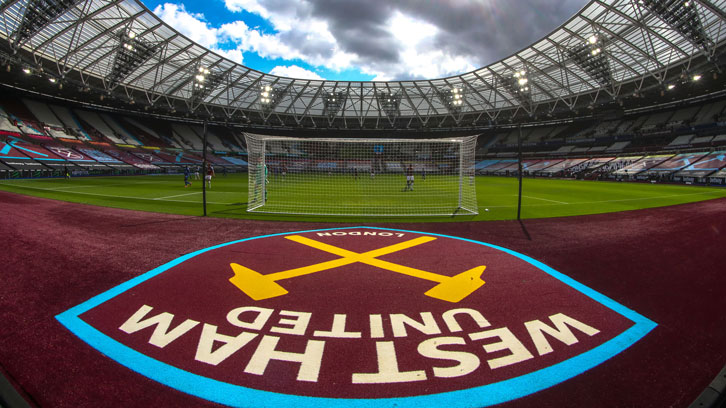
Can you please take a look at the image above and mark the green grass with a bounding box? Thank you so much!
[0,173,724,223]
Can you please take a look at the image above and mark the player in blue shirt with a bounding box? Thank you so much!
[184,166,192,188]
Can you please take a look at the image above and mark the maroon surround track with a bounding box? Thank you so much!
[1,190,725,408]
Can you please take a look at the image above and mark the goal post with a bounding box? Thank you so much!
[244,132,478,216]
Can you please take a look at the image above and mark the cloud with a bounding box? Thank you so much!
[154,3,246,64]
[269,65,324,80]
[154,0,584,81]
[153,3,219,49]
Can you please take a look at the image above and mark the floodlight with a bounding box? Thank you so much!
[692,74,702,81]
[22,68,31,74]
[589,35,598,44]
[667,84,676,90]
[640,0,710,53]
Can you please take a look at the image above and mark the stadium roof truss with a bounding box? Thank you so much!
[1,0,726,129]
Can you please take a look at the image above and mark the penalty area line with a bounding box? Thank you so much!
[520,195,569,204]
[154,192,201,200]
[484,190,725,208]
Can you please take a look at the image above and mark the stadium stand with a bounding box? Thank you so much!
[171,124,204,150]
[75,110,127,145]
[614,154,674,177]
[4,87,726,184]
[606,141,631,151]
[524,159,562,174]
[104,148,159,170]
[122,117,177,148]
[539,158,589,176]
[101,114,143,146]
[640,152,708,176]
[47,104,92,140]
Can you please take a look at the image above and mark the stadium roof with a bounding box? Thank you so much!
[1,0,726,130]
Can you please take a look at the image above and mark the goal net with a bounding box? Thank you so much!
[244,133,478,216]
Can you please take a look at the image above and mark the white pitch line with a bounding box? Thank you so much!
[154,192,201,200]
[2,184,235,205]
[45,180,161,191]
[480,190,725,208]
[521,195,569,204]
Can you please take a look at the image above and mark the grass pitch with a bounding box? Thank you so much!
[0,173,724,222]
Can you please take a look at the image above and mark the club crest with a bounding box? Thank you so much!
[57,227,656,407]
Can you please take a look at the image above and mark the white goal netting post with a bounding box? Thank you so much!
[244,133,478,216]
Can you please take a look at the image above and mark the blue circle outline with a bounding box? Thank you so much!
[56,226,657,408]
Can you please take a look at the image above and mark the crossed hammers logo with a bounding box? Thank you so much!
[229,235,486,303]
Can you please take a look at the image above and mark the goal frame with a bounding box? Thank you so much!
[244,133,478,217]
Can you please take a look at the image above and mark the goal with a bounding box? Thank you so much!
[244,133,478,216]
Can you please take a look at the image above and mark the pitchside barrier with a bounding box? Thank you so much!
[244,133,478,217]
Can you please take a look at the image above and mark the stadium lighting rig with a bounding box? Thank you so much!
[500,69,533,109]
[258,84,284,112]
[190,65,225,105]
[376,90,401,120]
[323,91,347,119]
[567,34,613,88]
[639,0,712,54]
[438,86,465,116]
[10,0,84,50]
[106,31,161,89]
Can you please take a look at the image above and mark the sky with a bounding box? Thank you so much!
[142,0,586,81]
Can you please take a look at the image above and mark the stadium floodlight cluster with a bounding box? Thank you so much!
[640,0,712,53]
[244,133,478,216]
[438,86,465,115]
[106,31,161,88]
[258,84,285,112]
[323,91,347,119]
[376,90,401,120]
[501,70,533,109]
[567,35,613,88]
[190,65,225,105]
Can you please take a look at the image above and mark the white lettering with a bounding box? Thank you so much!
[317,233,332,236]
[442,308,491,332]
[469,327,534,369]
[352,341,426,383]
[119,304,199,348]
[369,314,385,338]
[378,232,393,236]
[226,306,273,330]
[524,313,600,356]
[364,232,376,236]
[390,312,441,338]
[417,337,480,378]
[332,232,347,236]
[195,324,257,365]
[270,310,312,336]
[314,314,361,338]
[244,335,325,382]
[349,232,361,236]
